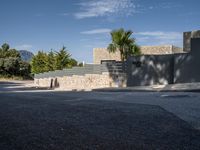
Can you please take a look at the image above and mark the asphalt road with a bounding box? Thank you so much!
[0,81,200,149]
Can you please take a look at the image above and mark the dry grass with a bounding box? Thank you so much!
[0,75,23,81]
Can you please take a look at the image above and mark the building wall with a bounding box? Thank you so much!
[93,45,183,64]
[126,55,174,86]
[184,30,200,52]
[174,38,200,83]
[125,38,200,86]
[93,48,121,64]
[172,46,184,54]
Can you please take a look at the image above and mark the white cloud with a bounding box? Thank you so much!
[74,0,136,19]
[81,28,111,34]
[15,44,33,50]
[136,31,182,40]
[135,31,183,46]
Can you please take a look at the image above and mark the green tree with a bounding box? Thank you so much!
[0,43,32,78]
[68,58,78,68]
[55,46,71,70]
[0,43,20,58]
[30,47,78,74]
[3,58,20,75]
[19,61,31,77]
[7,49,21,58]
[0,58,5,74]
[78,62,84,67]
[125,44,141,58]
[47,50,56,71]
[31,51,48,74]
[107,28,140,61]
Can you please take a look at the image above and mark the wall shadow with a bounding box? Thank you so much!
[126,38,200,87]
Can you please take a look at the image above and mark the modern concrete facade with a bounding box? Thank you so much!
[183,30,200,52]
[126,55,174,86]
[34,30,200,89]
[126,32,200,86]
[93,45,183,64]
[174,38,200,83]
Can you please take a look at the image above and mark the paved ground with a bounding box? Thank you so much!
[0,81,200,149]
[94,82,200,92]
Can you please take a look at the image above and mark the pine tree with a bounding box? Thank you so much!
[31,51,48,74]
[47,50,56,71]
[55,46,71,70]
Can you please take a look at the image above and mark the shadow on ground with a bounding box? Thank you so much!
[0,90,200,150]
[0,81,48,92]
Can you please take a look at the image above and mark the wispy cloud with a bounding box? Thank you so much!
[136,32,182,39]
[81,28,111,34]
[137,1,183,13]
[135,31,183,46]
[159,2,182,9]
[15,44,33,50]
[74,0,136,19]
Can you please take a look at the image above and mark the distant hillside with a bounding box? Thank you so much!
[18,50,34,62]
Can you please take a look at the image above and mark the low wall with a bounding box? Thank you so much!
[34,73,127,90]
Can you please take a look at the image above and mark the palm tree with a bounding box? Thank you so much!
[107,28,140,61]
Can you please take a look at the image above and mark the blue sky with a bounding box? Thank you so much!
[0,0,199,63]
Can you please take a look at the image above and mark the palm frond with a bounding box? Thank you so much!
[107,43,117,53]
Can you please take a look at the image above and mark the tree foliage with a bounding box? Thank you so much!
[31,46,78,74]
[47,50,56,71]
[31,51,48,74]
[55,46,71,70]
[0,43,21,58]
[107,28,141,61]
[0,43,31,78]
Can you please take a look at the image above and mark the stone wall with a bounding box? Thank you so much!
[93,48,121,64]
[140,45,173,55]
[93,45,183,64]
[172,46,184,54]
[34,73,127,90]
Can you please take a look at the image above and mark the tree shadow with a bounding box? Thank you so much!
[126,38,200,87]
[0,81,48,92]
[126,54,174,86]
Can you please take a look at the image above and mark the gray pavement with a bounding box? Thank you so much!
[0,81,200,149]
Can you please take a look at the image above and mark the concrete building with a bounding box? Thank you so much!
[126,30,200,86]
[93,45,183,64]
[34,30,200,89]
